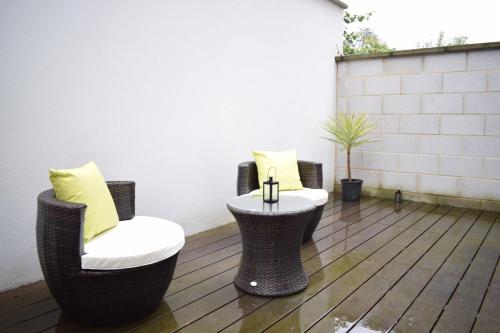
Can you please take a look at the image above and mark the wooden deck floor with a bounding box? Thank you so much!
[1,196,499,333]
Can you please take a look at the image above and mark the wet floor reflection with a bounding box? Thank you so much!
[340,201,362,221]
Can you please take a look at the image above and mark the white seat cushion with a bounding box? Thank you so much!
[82,216,185,270]
[246,188,328,206]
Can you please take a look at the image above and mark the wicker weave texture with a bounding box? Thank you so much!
[302,205,325,243]
[237,160,323,195]
[36,181,179,324]
[229,208,314,296]
[107,181,135,220]
[237,160,325,243]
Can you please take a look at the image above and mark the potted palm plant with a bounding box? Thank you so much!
[321,113,379,202]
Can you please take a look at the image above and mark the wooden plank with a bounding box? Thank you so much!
[129,202,421,333]
[344,210,485,332]
[180,196,338,253]
[174,243,242,279]
[432,218,500,333]
[13,197,376,333]
[181,224,241,253]
[172,204,421,333]
[314,198,381,230]
[269,207,462,333]
[173,198,382,277]
[0,310,62,333]
[166,200,391,297]
[177,234,241,265]
[0,298,59,330]
[472,257,500,333]
[179,197,335,255]
[0,281,51,315]
[210,203,433,333]
[7,201,498,333]
[392,213,498,333]
[0,195,345,332]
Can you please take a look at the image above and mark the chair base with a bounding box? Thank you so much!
[302,205,325,243]
[47,254,178,325]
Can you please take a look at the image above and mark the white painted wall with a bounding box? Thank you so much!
[0,0,344,291]
[336,48,500,207]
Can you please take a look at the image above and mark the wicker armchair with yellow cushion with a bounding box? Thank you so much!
[237,160,328,242]
[36,181,185,324]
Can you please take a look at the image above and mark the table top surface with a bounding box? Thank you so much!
[227,195,315,216]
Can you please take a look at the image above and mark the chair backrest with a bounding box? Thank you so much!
[36,181,136,275]
[237,160,322,195]
[37,190,86,274]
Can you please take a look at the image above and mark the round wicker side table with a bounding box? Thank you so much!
[227,196,315,297]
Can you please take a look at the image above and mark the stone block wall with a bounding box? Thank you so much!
[335,44,500,210]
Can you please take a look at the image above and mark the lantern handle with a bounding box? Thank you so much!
[267,166,277,180]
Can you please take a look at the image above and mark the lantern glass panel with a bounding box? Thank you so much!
[263,178,279,203]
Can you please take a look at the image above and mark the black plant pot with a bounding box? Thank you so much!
[341,179,363,202]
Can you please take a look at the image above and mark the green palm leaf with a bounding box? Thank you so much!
[321,113,381,181]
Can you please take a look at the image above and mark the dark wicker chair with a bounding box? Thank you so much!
[36,181,179,325]
[237,161,325,242]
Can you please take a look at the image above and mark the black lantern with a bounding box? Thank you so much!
[394,189,403,203]
[394,186,403,212]
[263,167,279,203]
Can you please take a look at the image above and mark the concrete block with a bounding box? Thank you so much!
[336,168,382,187]
[399,154,438,174]
[348,59,383,77]
[336,151,363,169]
[423,53,466,72]
[384,56,422,74]
[380,133,420,154]
[383,95,420,114]
[437,196,482,210]
[438,156,482,177]
[351,168,381,188]
[468,49,500,70]
[348,96,382,114]
[365,76,400,95]
[337,97,347,113]
[460,178,500,201]
[480,200,500,212]
[464,92,500,113]
[361,187,395,200]
[371,115,399,133]
[463,136,500,157]
[338,77,364,96]
[337,61,349,78]
[335,168,347,182]
[489,70,500,91]
[440,115,484,135]
[419,135,462,155]
[380,171,418,192]
[418,175,460,196]
[402,73,442,94]
[485,115,500,135]
[443,71,487,92]
[400,115,440,134]
[404,192,438,204]
[483,158,500,179]
[362,152,399,171]
[421,93,463,114]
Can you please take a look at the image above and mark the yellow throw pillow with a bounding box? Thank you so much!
[49,161,119,242]
[252,149,303,191]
